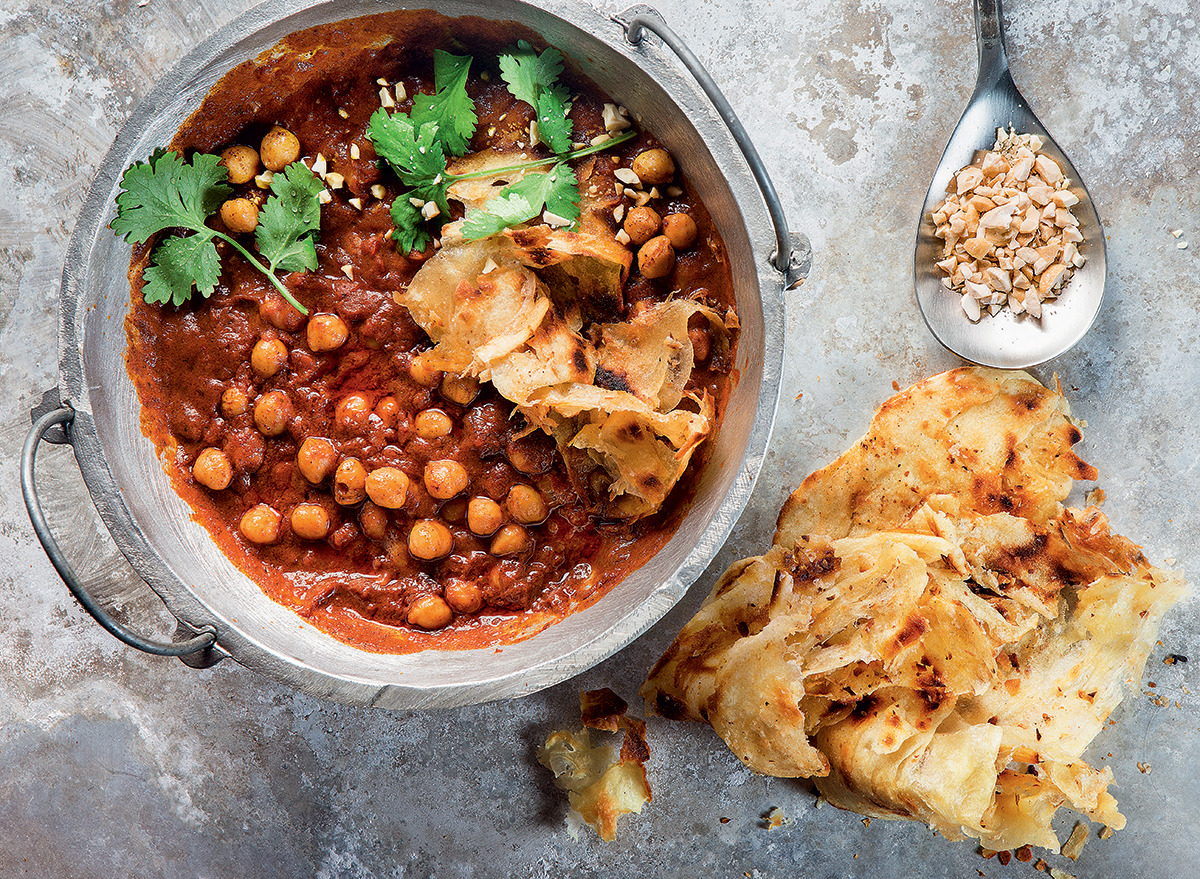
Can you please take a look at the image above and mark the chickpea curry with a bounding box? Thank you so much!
[121,11,738,653]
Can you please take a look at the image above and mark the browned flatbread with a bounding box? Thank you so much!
[396,226,727,518]
[643,367,1186,852]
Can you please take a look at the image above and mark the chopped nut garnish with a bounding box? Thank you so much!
[379,86,396,108]
[348,197,363,210]
[316,189,332,205]
[602,102,632,133]
[370,184,387,200]
[614,167,641,187]
[931,128,1085,321]
[324,172,345,190]
[350,143,360,160]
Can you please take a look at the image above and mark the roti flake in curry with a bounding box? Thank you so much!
[642,367,1187,852]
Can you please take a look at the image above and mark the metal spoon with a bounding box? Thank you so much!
[914,0,1106,369]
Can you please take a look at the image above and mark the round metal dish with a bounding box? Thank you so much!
[41,0,790,708]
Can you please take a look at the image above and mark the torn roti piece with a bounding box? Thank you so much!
[396,224,730,519]
[527,385,714,519]
[538,689,652,841]
[595,298,728,412]
[643,367,1188,853]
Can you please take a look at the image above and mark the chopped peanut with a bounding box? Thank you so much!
[930,129,1086,321]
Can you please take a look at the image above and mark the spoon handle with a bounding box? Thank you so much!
[973,0,1012,92]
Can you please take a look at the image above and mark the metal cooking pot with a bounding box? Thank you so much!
[22,0,806,708]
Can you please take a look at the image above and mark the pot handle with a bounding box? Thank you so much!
[618,7,810,286]
[22,401,220,662]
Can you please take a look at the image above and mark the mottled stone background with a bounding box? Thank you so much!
[2,0,1197,876]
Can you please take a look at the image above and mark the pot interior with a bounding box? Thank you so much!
[66,0,778,707]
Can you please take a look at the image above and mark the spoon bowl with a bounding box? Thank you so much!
[915,0,1105,369]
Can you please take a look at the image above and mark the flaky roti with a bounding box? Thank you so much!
[643,367,1187,852]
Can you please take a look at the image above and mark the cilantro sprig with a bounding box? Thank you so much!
[113,149,321,314]
[499,41,574,154]
[367,44,637,250]
[460,163,578,239]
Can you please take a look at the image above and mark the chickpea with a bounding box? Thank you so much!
[333,457,368,505]
[638,235,676,279]
[467,497,504,537]
[414,408,453,439]
[440,374,480,406]
[239,504,281,544]
[221,387,249,418]
[192,448,233,491]
[254,390,293,436]
[661,212,698,249]
[623,206,661,246]
[219,198,259,235]
[407,594,453,630]
[424,459,469,499]
[631,148,675,186]
[408,357,442,387]
[219,145,260,185]
[442,497,469,525]
[260,126,301,172]
[408,519,454,560]
[444,579,484,615]
[360,501,389,541]
[260,294,306,332]
[307,313,349,352]
[490,524,529,556]
[374,396,400,428]
[290,503,331,540]
[365,466,409,509]
[506,484,549,524]
[250,337,288,378]
[297,436,338,483]
[335,393,372,433]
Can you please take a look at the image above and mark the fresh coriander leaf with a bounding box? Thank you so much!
[391,196,432,254]
[461,189,537,239]
[498,40,564,109]
[112,150,230,243]
[409,50,477,158]
[367,108,449,189]
[535,85,574,154]
[542,163,579,222]
[256,161,324,273]
[461,162,579,240]
[499,41,573,153]
[142,232,222,307]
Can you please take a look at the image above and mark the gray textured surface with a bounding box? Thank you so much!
[2,0,1197,876]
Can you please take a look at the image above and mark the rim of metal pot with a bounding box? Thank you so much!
[52,0,790,708]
